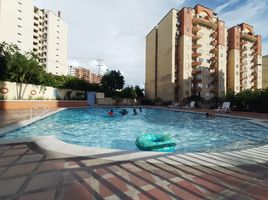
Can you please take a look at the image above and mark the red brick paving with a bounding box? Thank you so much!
[0,143,268,199]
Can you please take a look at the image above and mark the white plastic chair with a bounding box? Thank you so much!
[217,102,231,113]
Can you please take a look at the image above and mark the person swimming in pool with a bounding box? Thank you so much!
[139,107,142,112]
[108,109,114,116]
[133,108,138,115]
[119,109,128,116]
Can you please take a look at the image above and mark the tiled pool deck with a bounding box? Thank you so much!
[0,107,268,199]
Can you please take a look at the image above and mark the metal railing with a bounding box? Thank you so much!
[30,104,50,119]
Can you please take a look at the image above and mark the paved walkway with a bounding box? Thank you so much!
[1,142,268,200]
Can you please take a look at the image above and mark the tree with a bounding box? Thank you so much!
[7,51,44,99]
[101,70,125,91]
[134,85,144,99]
[121,86,137,99]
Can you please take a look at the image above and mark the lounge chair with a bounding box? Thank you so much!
[183,101,195,109]
[168,101,180,108]
[216,102,231,113]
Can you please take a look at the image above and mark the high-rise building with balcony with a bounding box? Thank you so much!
[0,0,68,76]
[227,24,262,92]
[146,5,227,102]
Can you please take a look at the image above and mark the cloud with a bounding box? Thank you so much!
[217,0,268,54]
[214,0,241,13]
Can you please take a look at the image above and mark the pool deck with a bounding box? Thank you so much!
[0,106,268,199]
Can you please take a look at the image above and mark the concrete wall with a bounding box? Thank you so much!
[156,9,177,101]
[263,55,268,88]
[145,27,157,100]
[0,100,88,110]
[0,81,85,100]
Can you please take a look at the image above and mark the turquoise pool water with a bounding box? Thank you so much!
[2,108,268,153]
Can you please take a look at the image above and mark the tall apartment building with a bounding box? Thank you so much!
[146,5,227,102]
[0,0,68,76]
[227,24,262,92]
[263,55,268,88]
[145,4,263,102]
[68,66,102,84]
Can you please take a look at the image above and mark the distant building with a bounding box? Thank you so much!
[263,55,268,88]
[69,66,102,84]
[0,0,68,76]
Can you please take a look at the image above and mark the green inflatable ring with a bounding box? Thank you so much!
[135,133,176,152]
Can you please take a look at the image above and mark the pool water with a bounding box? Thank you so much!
[2,108,268,153]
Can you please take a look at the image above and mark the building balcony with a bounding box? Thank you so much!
[210,62,217,70]
[192,52,202,58]
[192,17,216,30]
[240,40,247,46]
[192,61,202,67]
[210,88,217,93]
[192,79,202,84]
[251,45,257,51]
[240,54,247,59]
[210,40,217,46]
[241,47,247,52]
[192,70,202,75]
[210,31,217,38]
[192,44,202,49]
[192,87,202,93]
[210,78,218,84]
[209,57,217,62]
[241,33,257,43]
[209,48,217,54]
[192,35,202,41]
[251,71,257,76]
[192,26,201,33]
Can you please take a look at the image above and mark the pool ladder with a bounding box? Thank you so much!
[30,104,50,119]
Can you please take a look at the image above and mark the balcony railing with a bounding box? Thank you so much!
[192,44,202,49]
[192,26,201,33]
[192,61,202,67]
[192,79,202,84]
[192,17,216,30]
[209,48,217,54]
[192,70,202,75]
[241,33,257,43]
[210,40,217,46]
[192,35,202,41]
[192,52,202,58]
[210,32,217,38]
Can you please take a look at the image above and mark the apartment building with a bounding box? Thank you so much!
[227,24,262,92]
[263,55,268,88]
[145,4,262,102]
[146,5,227,102]
[69,66,102,84]
[0,0,68,76]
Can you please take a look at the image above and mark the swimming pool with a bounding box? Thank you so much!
[2,108,268,153]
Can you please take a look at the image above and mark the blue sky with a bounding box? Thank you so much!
[34,0,268,86]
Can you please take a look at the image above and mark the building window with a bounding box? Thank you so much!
[17,25,22,28]
[18,17,22,20]
[18,10,22,13]
[17,40,21,43]
[56,54,59,57]
[18,2,22,5]
[17,33,21,36]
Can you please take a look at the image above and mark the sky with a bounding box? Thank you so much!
[34,0,268,87]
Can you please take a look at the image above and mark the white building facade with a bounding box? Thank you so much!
[0,0,68,76]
